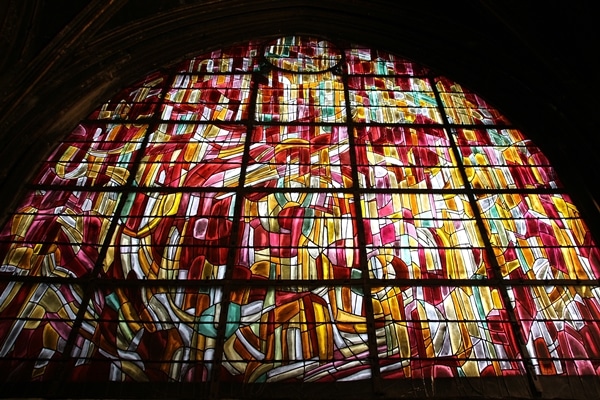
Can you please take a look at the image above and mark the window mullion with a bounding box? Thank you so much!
[47,69,177,394]
[208,67,259,399]
[429,75,543,396]
[341,47,384,392]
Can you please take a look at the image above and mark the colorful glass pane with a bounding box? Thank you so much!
[349,76,442,124]
[162,74,252,122]
[247,126,351,189]
[361,193,486,280]
[0,190,120,277]
[223,285,371,382]
[354,126,463,189]
[436,77,511,126]
[256,70,345,123]
[235,192,359,280]
[88,71,168,121]
[510,285,600,375]
[67,285,223,381]
[264,37,342,72]
[478,192,600,280]
[35,123,148,187]
[0,283,83,379]
[375,286,526,378]
[1,36,600,388]
[174,41,263,73]
[138,123,247,188]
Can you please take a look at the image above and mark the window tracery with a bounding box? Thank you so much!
[1,36,599,387]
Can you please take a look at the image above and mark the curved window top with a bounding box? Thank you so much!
[264,36,342,72]
[0,36,599,395]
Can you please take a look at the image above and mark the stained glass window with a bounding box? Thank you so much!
[1,36,600,395]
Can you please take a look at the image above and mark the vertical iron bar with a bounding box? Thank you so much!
[429,75,542,396]
[339,45,383,394]
[50,68,176,396]
[208,67,260,399]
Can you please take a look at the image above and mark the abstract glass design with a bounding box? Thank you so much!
[1,36,600,388]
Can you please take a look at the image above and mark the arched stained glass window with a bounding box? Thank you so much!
[1,36,600,396]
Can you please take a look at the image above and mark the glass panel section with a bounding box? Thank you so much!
[35,123,147,187]
[436,77,511,126]
[102,192,235,280]
[236,192,359,280]
[0,190,120,277]
[88,71,168,121]
[361,193,487,279]
[246,126,351,189]
[0,283,84,381]
[455,127,525,146]
[345,47,430,76]
[64,286,223,382]
[161,74,252,122]
[256,70,345,123]
[264,36,342,72]
[478,193,600,279]
[354,126,463,189]
[137,123,246,188]
[509,285,600,375]
[222,285,371,382]
[375,286,526,378]
[456,128,561,190]
[174,41,263,73]
[349,76,442,124]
